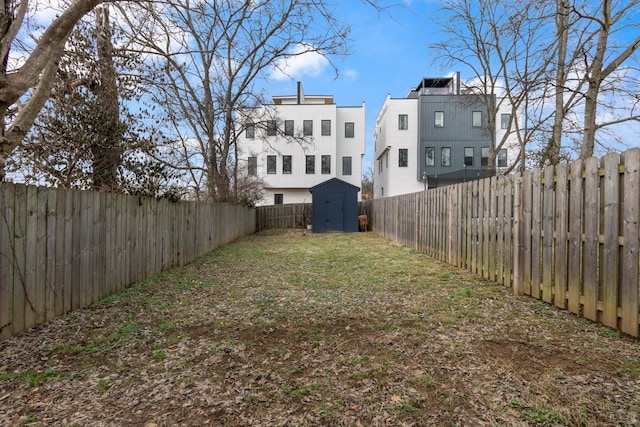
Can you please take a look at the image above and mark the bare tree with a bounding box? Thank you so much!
[117,0,349,202]
[431,0,552,171]
[545,0,640,162]
[576,0,640,159]
[432,0,640,166]
[0,0,119,179]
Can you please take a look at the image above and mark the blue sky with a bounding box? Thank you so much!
[262,1,443,174]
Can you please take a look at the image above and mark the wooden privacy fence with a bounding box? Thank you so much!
[256,203,312,231]
[0,183,255,341]
[369,148,640,337]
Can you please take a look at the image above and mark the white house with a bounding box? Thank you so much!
[237,83,365,206]
[374,74,520,198]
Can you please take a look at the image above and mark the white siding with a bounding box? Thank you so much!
[237,97,365,206]
[374,96,423,198]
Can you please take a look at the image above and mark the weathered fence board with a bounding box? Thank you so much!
[621,149,640,336]
[567,159,583,314]
[583,157,599,321]
[602,153,620,329]
[368,149,640,337]
[554,163,568,309]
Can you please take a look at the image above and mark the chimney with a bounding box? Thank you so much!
[456,71,461,95]
[297,81,302,104]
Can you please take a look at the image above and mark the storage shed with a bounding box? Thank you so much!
[309,178,360,233]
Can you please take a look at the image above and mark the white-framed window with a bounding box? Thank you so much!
[306,155,315,174]
[321,155,331,174]
[321,120,331,136]
[282,155,292,174]
[426,147,435,166]
[497,149,507,167]
[441,147,451,166]
[245,123,255,138]
[303,120,313,136]
[399,149,408,167]
[398,114,408,130]
[267,155,277,173]
[501,113,511,129]
[472,111,482,128]
[464,147,473,166]
[342,157,352,175]
[284,120,294,136]
[266,120,277,136]
[345,122,354,138]
[434,111,444,128]
[481,147,489,166]
[248,156,257,176]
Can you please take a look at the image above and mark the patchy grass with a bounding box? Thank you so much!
[0,229,639,426]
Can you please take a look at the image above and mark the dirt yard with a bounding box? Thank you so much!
[1,229,639,426]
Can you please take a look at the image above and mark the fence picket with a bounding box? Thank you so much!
[602,153,620,328]
[0,184,13,340]
[531,169,542,299]
[583,157,599,321]
[522,170,533,295]
[567,159,583,314]
[620,148,640,336]
[554,164,568,309]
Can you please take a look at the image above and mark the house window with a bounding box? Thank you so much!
[282,155,292,174]
[321,120,331,136]
[303,120,313,136]
[342,156,352,175]
[266,120,277,136]
[472,111,482,128]
[497,149,507,167]
[434,111,444,128]
[245,123,255,138]
[399,148,408,167]
[284,120,294,136]
[378,160,382,174]
[501,113,511,129]
[321,155,331,174]
[345,122,354,138]
[481,147,489,166]
[274,194,283,205]
[248,156,257,176]
[267,155,276,174]
[464,147,474,166]
[398,114,408,130]
[441,147,451,166]
[425,147,435,166]
[306,155,315,174]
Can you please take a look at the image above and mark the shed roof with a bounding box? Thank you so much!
[310,177,361,193]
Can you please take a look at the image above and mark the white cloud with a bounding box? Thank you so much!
[343,69,359,80]
[269,44,330,81]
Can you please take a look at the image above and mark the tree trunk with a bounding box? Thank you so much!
[92,5,122,191]
[549,0,569,165]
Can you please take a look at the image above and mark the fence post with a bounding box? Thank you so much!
[513,173,524,296]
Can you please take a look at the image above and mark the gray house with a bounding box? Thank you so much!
[373,74,519,198]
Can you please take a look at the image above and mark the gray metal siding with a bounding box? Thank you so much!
[417,95,492,180]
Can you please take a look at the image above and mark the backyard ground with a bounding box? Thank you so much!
[1,229,639,426]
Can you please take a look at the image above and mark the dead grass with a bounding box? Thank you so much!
[1,229,639,426]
